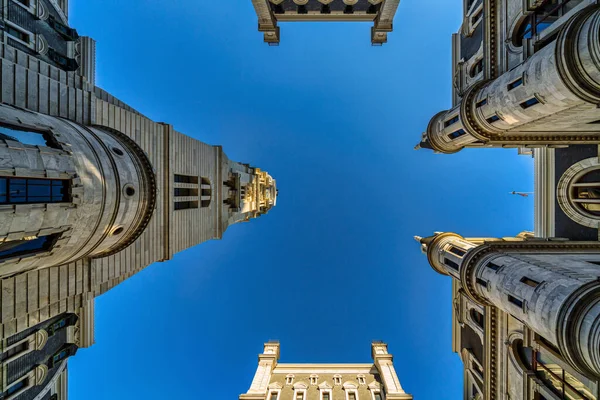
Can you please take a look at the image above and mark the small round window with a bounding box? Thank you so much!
[557,158,600,228]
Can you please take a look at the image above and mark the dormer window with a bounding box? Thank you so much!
[286,374,295,385]
[333,375,342,385]
[310,374,318,385]
[357,374,366,385]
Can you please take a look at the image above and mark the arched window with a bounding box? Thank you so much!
[469,59,484,78]
[513,339,596,399]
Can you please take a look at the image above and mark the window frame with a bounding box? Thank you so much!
[267,390,280,400]
[0,233,61,262]
[321,389,333,400]
[0,177,71,205]
[3,20,34,49]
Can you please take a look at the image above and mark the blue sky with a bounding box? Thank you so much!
[68,1,534,398]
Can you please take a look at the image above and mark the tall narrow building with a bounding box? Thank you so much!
[239,341,412,400]
[0,1,277,399]
[250,0,401,45]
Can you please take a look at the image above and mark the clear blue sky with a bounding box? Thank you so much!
[68,1,534,398]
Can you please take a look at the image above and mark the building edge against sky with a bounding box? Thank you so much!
[0,0,277,399]
[250,0,401,45]
[239,341,413,400]
[415,1,600,400]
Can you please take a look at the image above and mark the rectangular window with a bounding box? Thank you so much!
[507,78,524,91]
[174,188,199,197]
[476,98,488,108]
[448,129,466,140]
[0,177,70,204]
[520,97,540,109]
[0,125,58,147]
[374,394,382,400]
[444,116,459,128]
[174,201,198,211]
[508,295,524,308]
[449,246,466,257]
[296,393,304,400]
[520,276,540,288]
[6,25,30,43]
[476,278,488,288]
[589,120,600,124]
[348,393,357,400]
[471,9,483,25]
[269,393,279,400]
[486,115,501,124]
[444,258,459,271]
[174,174,199,184]
[322,393,330,400]
[487,262,501,271]
[0,234,59,260]
[6,379,27,395]
[0,341,28,362]
[15,0,31,6]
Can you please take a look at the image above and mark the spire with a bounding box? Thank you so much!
[414,234,436,254]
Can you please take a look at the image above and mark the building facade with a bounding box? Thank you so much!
[250,0,401,45]
[239,341,412,400]
[414,1,600,399]
[0,1,277,399]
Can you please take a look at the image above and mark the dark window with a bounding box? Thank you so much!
[174,188,198,197]
[49,318,67,336]
[174,201,198,211]
[46,48,79,72]
[174,174,199,184]
[0,341,28,362]
[470,309,485,329]
[52,349,68,364]
[297,5,307,14]
[476,98,488,108]
[444,258,459,271]
[374,394,382,400]
[520,97,540,109]
[6,25,29,43]
[6,379,27,395]
[521,276,541,288]
[0,234,59,260]
[201,177,211,208]
[47,16,78,41]
[508,295,524,308]
[0,177,70,204]
[444,116,460,127]
[449,246,466,257]
[486,115,501,124]
[321,4,331,14]
[487,262,501,271]
[589,120,600,124]
[15,0,31,6]
[50,395,58,400]
[448,129,467,140]
[472,362,483,376]
[344,5,354,14]
[508,78,524,90]
[348,393,357,400]
[476,278,488,288]
[470,59,484,77]
[471,9,483,25]
[270,393,279,400]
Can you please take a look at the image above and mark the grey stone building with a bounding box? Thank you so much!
[239,341,412,400]
[415,1,600,399]
[250,0,401,45]
[0,1,277,399]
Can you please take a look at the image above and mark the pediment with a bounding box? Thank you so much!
[293,381,308,390]
[269,382,283,390]
[343,381,358,389]
[368,381,381,390]
[318,381,333,390]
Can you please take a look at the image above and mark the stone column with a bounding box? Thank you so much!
[416,233,600,377]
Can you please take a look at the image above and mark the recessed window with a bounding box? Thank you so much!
[0,177,70,204]
[374,393,382,400]
[348,392,357,400]
[508,295,524,308]
[507,78,524,91]
[0,341,28,362]
[589,120,600,124]
[487,262,501,271]
[486,114,501,124]
[47,15,78,41]
[357,374,366,385]
[269,392,279,400]
[476,278,488,288]
[344,5,354,14]
[470,309,484,329]
[476,98,488,108]
[49,318,67,336]
[46,48,79,72]
[201,177,211,208]
[0,234,59,261]
[321,4,331,14]
[174,188,199,197]
[323,393,331,400]
[296,392,305,400]
[448,129,467,140]
[174,174,199,184]
[333,375,342,385]
[14,0,31,6]
[174,201,198,211]
[6,378,27,396]
[449,246,466,257]
[310,375,318,385]
[520,276,540,288]
[6,24,30,43]
[286,375,295,385]
[297,5,307,14]
[444,258,459,271]
[469,59,484,77]
[520,97,540,109]
[0,125,59,148]
[444,116,459,128]
[471,8,483,26]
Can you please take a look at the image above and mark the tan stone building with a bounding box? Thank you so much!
[239,341,412,400]
[250,0,401,45]
[414,2,600,399]
[0,0,277,399]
